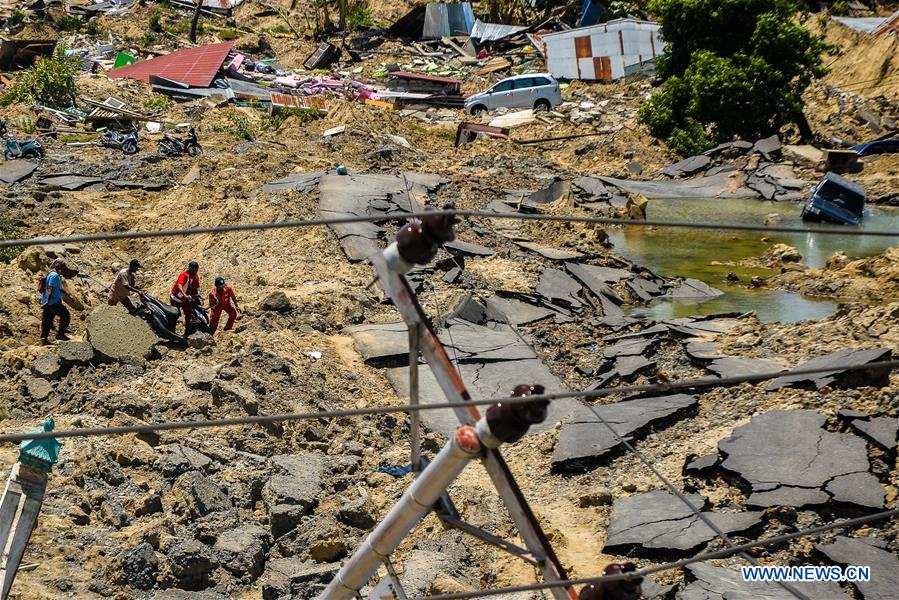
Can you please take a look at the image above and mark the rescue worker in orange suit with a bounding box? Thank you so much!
[208,276,240,334]
[170,260,200,332]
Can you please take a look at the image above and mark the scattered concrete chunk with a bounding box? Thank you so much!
[515,241,584,260]
[264,454,325,537]
[163,539,219,591]
[718,410,884,509]
[171,471,232,518]
[603,338,654,359]
[665,278,724,299]
[705,357,784,379]
[627,277,663,302]
[162,444,213,477]
[536,268,583,309]
[552,394,698,473]
[444,239,494,257]
[261,558,339,600]
[851,416,898,451]
[684,341,723,363]
[24,377,53,401]
[0,160,37,184]
[261,171,325,193]
[660,154,711,178]
[211,380,259,415]
[120,543,159,591]
[484,295,555,326]
[603,490,763,554]
[683,453,719,475]
[680,563,850,600]
[766,348,893,391]
[86,304,158,362]
[816,536,899,600]
[752,134,782,160]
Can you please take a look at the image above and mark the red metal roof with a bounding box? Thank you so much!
[107,42,234,87]
[389,71,462,85]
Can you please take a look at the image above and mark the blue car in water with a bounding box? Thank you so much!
[801,172,866,225]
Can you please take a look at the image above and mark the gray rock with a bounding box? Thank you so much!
[602,338,653,359]
[766,348,893,391]
[120,543,159,591]
[627,277,663,302]
[162,445,213,477]
[553,394,697,473]
[718,410,884,509]
[578,490,613,507]
[214,524,269,582]
[173,471,232,517]
[515,241,584,260]
[685,341,722,363]
[24,377,53,401]
[449,295,486,324]
[680,563,850,600]
[0,160,37,184]
[31,352,62,380]
[261,558,339,600]
[274,513,346,562]
[665,278,724,299]
[164,539,218,591]
[604,490,763,554]
[86,304,158,362]
[183,365,217,391]
[260,291,292,313]
[444,239,494,257]
[57,341,94,366]
[816,536,899,600]
[187,332,214,349]
[100,499,127,528]
[211,380,259,415]
[338,496,377,529]
[264,454,325,537]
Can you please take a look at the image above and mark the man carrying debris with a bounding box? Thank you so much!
[170,260,200,332]
[208,276,240,334]
[39,258,71,345]
[108,259,143,314]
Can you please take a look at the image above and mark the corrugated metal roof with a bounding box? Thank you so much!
[389,71,462,85]
[539,18,660,41]
[108,42,234,87]
[422,2,475,39]
[470,19,528,42]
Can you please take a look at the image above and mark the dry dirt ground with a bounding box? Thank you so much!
[0,8,896,600]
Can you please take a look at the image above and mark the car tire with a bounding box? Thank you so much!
[470,105,487,116]
[534,99,551,112]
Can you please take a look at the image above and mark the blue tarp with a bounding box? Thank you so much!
[578,0,604,27]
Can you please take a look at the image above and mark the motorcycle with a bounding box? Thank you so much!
[159,128,202,157]
[136,293,210,344]
[4,134,44,159]
[98,127,139,155]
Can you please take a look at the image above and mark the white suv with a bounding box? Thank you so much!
[464,73,562,115]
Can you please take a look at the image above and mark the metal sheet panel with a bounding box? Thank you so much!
[108,42,234,87]
[422,2,474,39]
[470,18,528,42]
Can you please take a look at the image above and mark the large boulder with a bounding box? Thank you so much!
[260,292,292,313]
[183,365,217,390]
[86,304,157,362]
[24,377,53,401]
[274,513,346,562]
[119,543,159,591]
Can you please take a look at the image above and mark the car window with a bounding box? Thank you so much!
[491,80,514,92]
[513,78,536,89]
[532,77,551,87]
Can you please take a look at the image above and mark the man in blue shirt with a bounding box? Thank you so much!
[40,258,71,345]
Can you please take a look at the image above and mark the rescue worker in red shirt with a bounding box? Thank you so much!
[170,260,200,331]
[208,276,240,334]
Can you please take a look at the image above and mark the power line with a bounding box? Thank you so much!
[1,209,897,251]
[420,507,899,600]
[2,358,896,443]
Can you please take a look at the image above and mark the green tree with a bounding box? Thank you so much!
[0,47,82,107]
[638,0,827,155]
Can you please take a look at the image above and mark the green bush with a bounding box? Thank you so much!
[831,0,849,15]
[227,112,255,140]
[139,32,158,47]
[218,28,241,40]
[143,93,170,110]
[638,0,827,155]
[0,217,22,264]
[16,117,37,134]
[0,48,82,108]
[83,18,103,36]
[6,10,26,28]
[149,12,164,32]
[54,14,84,31]
[346,3,374,31]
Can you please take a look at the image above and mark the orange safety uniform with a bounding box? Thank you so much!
[208,284,237,334]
